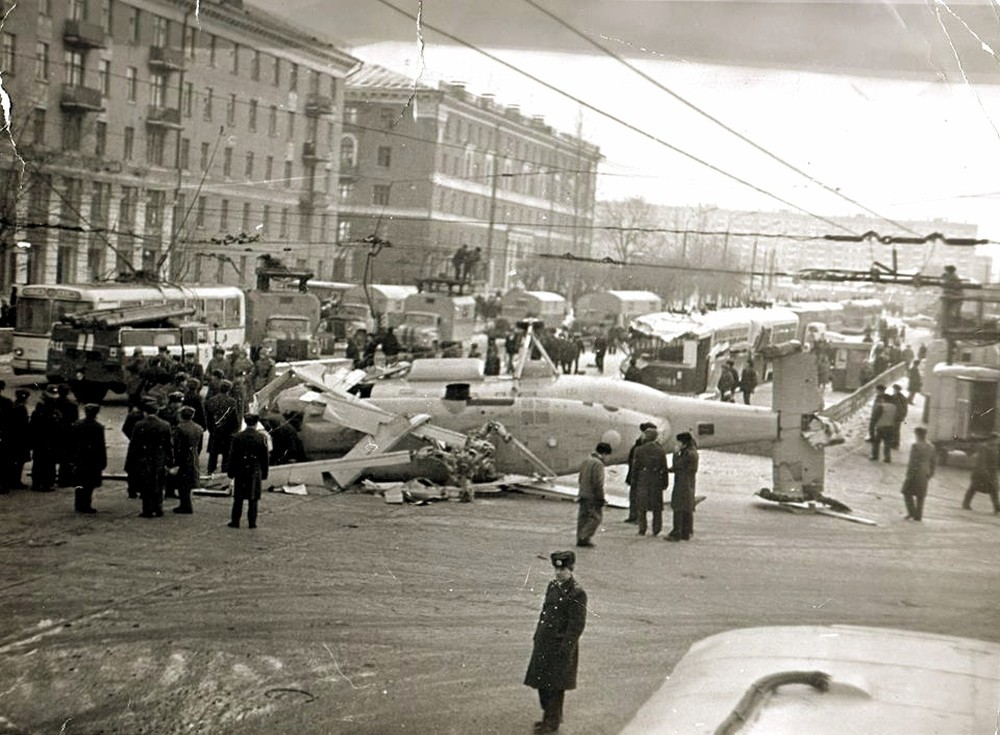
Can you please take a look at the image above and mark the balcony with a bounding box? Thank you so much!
[59,84,104,112]
[301,141,327,162]
[145,105,183,129]
[304,93,334,117]
[338,162,359,180]
[63,19,106,49]
[148,46,184,72]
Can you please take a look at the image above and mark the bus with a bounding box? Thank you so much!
[841,298,883,335]
[501,290,568,326]
[13,283,246,373]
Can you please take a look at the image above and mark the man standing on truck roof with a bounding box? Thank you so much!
[452,244,468,281]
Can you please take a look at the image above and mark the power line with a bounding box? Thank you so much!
[371,0,862,236]
[522,0,922,237]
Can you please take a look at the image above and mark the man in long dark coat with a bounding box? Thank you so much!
[29,386,63,492]
[666,432,700,541]
[69,404,107,514]
[902,426,935,521]
[125,401,174,518]
[633,427,669,537]
[0,380,12,493]
[623,422,655,524]
[182,378,207,429]
[171,406,204,514]
[524,550,587,734]
[205,380,239,473]
[227,414,270,529]
[963,433,1000,514]
[54,383,80,487]
[7,389,31,490]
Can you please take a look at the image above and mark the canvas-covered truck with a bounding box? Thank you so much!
[397,281,478,357]
[246,289,322,361]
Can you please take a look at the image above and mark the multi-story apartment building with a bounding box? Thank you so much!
[337,64,601,290]
[0,0,357,291]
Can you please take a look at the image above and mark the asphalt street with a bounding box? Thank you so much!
[1,353,997,735]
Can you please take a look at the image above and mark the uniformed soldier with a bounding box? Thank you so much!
[69,404,107,514]
[29,385,63,492]
[524,551,588,734]
[205,346,231,382]
[182,378,207,429]
[205,380,240,474]
[54,383,80,487]
[171,406,204,515]
[125,400,174,518]
[227,414,270,529]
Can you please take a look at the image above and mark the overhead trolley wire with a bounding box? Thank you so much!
[371,0,862,236]
[522,0,923,237]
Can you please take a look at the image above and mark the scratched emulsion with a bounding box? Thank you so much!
[0,0,23,175]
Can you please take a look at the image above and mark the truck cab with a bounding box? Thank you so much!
[398,280,478,356]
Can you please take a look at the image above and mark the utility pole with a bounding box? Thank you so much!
[750,237,759,292]
[485,121,502,292]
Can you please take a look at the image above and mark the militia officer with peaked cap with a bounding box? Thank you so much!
[524,550,588,734]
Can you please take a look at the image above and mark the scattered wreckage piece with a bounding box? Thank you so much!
[755,488,877,526]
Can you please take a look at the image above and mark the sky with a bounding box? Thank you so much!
[259,0,1000,242]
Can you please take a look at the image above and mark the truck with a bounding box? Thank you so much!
[246,290,321,361]
[397,279,478,356]
[46,302,213,402]
[245,264,322,361]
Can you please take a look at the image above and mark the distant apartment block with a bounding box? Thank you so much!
[338,64,601,289]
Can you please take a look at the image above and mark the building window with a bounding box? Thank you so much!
[146,128,166,166]
[200,142,209,171]
[337,220,350,243]
[283,160,292,188]
[153,15,169,48]
[127,6,140,44]
[248,99,257,131]
[183,82,193,117]
[98,59,111,96]
[242,202,251,231]
[272,56,280,86]
[34,41,48,81]
[338,183,352,202]
[287,110,295,141]
[340,136,357,167]
[344,105,358,124]
[196,196,206,227]
[39,0,52,16]
[329,75,337,98]
[95,121,107,157]
[183,25,197,59]
[220,199,229,231]
[279,208,289,237]
[244,151,254,179]
[223,146,232,177]
[69,0,86,21]
[372,185,390,206]
[226,93,236,126]
[32,108,46,146]
[377,146,391,167]
[209,34,217,67]
[179,137,190,170]
[120,186,136,229]
[231,42,239,74]
[268,105,277,136]
[125,66,137,101]
[289,63,298,92]
[262,205,270,234]
[203,87,213,120]
[65,50,85,86]
[123,126,134,160]
[62,114,83,151]
[265,155,273,183]
[150,73,167,107]
[251,50,260,81]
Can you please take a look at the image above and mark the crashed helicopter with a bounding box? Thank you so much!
[250,322,779,490]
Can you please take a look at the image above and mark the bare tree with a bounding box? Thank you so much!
[595,197,665,264]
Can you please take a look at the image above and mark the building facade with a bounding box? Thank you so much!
[337,64,601,291]
[0,0,357,292]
